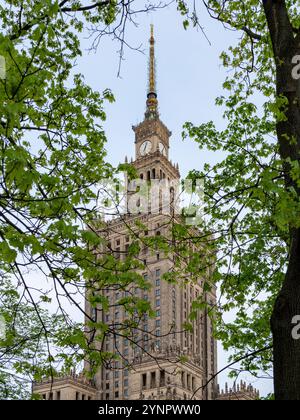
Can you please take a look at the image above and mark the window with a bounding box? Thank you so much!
[155,329,160,336]
[115,371,119,378]
[155,289,160,296]
[124,379,129,387]
[142,373,147,388]
[115,391,119,398]
[124,370,129,377]
[156,299,160,307]
[56,391,61,401]
[106,383,110,390]
[155,319,160,327]
[150,372,156,388]
[181,372,185,387]
[156,279,160,287]
[49,392,53,400]
[115,381,119,388]
[156,254,160,261]
[91,307,97,321]
[106,393,109,400]
[156,310,160,317]
[42,394,46,400]
[76,392,79,400]
[124,389,129,397]
[187,374,191,390]
[160,370,165,387]
[82,394,86,400]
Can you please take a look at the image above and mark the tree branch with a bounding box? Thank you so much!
[241,26,262,41]
[191,345,273,399]
[61,1,111,13]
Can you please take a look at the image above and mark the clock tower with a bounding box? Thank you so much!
[131,25,180,185]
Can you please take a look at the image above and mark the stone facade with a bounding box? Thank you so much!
[216,381,259,400]
[32,372,96,400]
[87,211,217,401]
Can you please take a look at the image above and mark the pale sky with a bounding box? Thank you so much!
[72,2,273,397]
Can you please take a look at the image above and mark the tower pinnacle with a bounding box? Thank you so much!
[145,24,159,120]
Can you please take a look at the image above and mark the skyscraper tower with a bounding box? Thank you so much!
[89,26,218,401]
[33,26,218,401]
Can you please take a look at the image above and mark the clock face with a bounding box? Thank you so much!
[159,142,167,156]
[140,140,152,156]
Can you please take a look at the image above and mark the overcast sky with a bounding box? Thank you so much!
[72,2,274,397]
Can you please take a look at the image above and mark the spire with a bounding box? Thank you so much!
[145,24,159,120]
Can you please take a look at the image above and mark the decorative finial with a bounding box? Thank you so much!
[145,24,159,120]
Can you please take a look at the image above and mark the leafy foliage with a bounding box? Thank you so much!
[179,0,300,380]
[0,0,171,397]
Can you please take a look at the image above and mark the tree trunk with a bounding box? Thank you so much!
[271,228,300,399]
[263,0,300,400]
